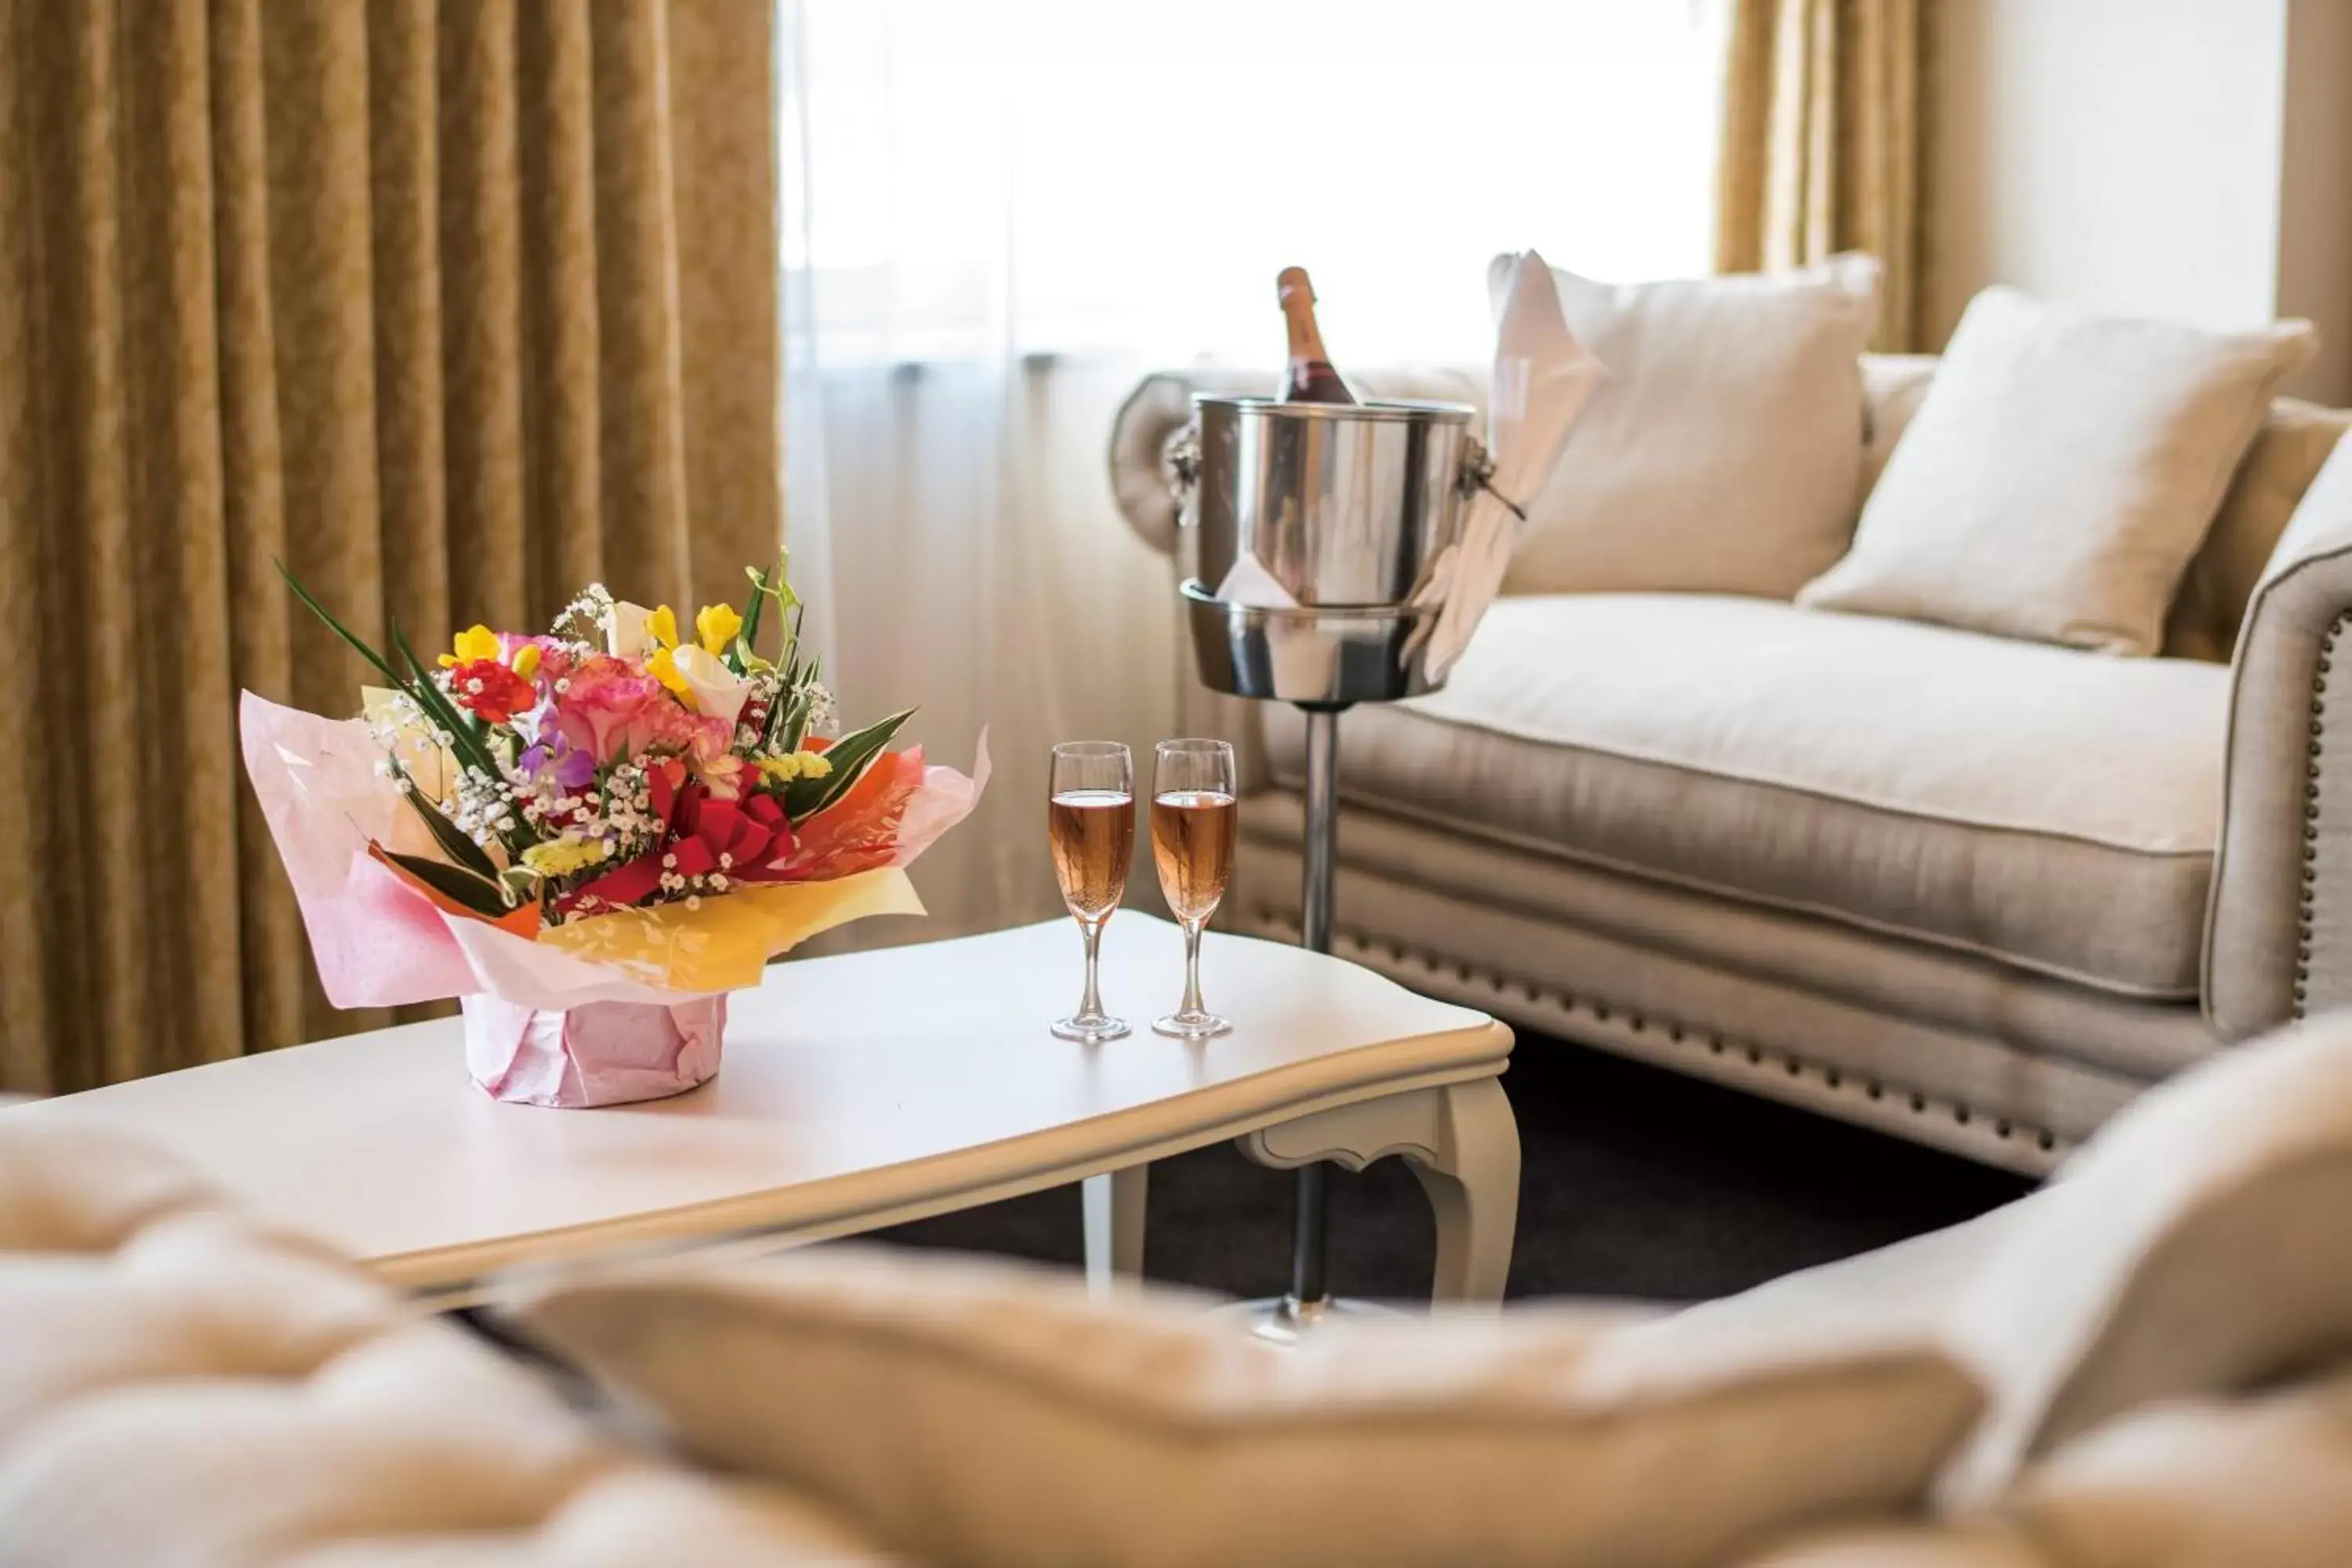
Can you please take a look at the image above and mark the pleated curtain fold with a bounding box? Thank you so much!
[0,0,779,1093]
[1715,0,1926,351]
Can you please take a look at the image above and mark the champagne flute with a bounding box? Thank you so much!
[1149,739,1238,1039]
[1048,742,1135,1043]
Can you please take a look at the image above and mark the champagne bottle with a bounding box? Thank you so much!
[1276,267,1357,405]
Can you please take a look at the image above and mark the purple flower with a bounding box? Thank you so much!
[521,733,597,791]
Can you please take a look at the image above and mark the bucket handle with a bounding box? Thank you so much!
[1454,438,1527,522]
[1163,422,1523,523]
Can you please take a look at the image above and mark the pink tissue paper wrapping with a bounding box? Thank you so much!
[462,993,728,1108]
[240,691,985,1108]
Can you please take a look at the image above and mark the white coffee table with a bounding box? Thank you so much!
[7,916,1518,1308]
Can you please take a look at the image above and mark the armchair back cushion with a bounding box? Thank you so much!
[514,1243,1984,1568]
[1995,1367,2352,1568]
[1937,1014,2352,1504]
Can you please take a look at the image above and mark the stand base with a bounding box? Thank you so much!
[1213,1293,1406,1347]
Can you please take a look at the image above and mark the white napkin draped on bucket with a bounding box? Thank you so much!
[1418,251,1602,680]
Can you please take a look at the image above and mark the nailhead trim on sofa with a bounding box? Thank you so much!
[1245,909,2075,1178]
[2295,612,2350,1019]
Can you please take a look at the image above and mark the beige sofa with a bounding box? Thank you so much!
[1109,358,2352,1172]
[14,1013,2352,1565]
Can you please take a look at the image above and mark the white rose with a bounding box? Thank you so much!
[670,644,756,729]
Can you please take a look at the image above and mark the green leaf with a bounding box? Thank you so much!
[382,849,512,919]
[394,768,502,881]
[785,707,915,822]
[276,561,402,686]
[774,691,810,754]
[383,620,547,855]
[739,556,782,659]
[386,619,499,781]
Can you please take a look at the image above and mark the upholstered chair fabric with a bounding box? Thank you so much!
[512,1243,1984,1568]
[0,1122,884,1566]
[1933,1015,2352,1504]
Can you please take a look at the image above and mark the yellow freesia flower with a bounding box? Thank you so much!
[437,624,501,668]
[646,604,679,651]
[695,602,743,655]
[521,835,611,878]
[647,646,694,703]
[756,750,832,785]
[510,643,542,681]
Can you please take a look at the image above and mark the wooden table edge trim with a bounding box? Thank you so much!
[395,1019,1515,1303]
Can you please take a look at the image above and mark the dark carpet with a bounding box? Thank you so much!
[873,1030,2035,1305]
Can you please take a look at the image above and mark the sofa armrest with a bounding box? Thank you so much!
[1105,362,1489,557]
[2207,433,2352,1034]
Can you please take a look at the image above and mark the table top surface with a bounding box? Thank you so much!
[11,916,1506,1290]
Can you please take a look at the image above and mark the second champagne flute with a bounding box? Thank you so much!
[1150,739,1238,1039]
[1047,742,1134,1043]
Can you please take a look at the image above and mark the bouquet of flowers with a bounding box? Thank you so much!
[241,560,983,1107]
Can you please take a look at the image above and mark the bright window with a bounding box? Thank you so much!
[782,0,1726,365]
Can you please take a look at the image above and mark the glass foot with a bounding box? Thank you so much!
[1152,1010,1232,1040]
[1052,1014,1131,1043]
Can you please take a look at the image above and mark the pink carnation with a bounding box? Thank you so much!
[553,654,731,771]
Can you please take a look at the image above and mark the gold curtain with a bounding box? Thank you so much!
[0,1,779,1094]
[1715,0,1926,350]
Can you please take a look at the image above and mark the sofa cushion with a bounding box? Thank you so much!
[2164,397,2350,662]
[1502,254,1880,600]
[1800,288,2315,655]
[510,1243,1984,1568]
[1264,595,2228,998]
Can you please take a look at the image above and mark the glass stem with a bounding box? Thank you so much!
[1180,919,1206,1018]
[1079,918,1106,1021]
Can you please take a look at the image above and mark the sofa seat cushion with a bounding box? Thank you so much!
[1262,595,2228,998]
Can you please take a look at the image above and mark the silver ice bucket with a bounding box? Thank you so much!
[1174,394,1483,706]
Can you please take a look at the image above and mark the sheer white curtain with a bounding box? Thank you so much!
[779,0,1722,942]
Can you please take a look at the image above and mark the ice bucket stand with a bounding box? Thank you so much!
[1173,393,1486,1341]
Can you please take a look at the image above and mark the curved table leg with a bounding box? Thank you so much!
[1082,1165,1149,1298]
[1406,1077,1519,1304]
[1237,1075,1520,1306]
